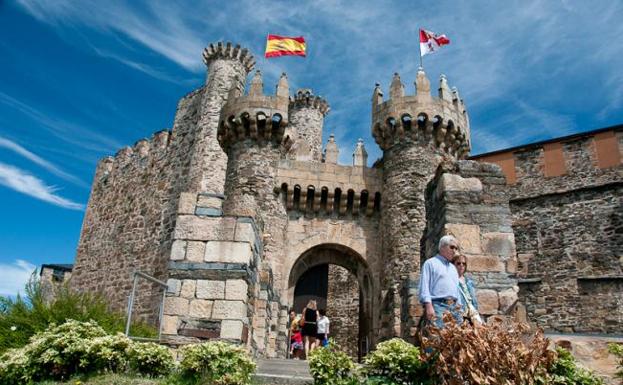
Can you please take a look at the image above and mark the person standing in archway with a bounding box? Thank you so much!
[419,235,462,328]
[301,299,318,358]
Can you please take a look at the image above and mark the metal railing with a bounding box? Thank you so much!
[125,271,168,341]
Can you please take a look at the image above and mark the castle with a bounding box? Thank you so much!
[68,42,622,358]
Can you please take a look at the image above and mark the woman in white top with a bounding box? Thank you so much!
[316,308,330,347]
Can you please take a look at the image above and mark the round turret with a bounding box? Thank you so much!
[217,71,290,151]
[371,69,470,158]
[287,89,330,162]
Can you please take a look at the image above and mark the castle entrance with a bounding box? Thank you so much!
[288,244,373,360]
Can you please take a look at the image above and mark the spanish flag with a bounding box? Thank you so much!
[265,35,306,58]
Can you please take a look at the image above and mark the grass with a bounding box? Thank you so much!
[35,373,163,385]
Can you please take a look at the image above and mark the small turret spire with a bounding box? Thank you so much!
[276,72,289,98]
[248,70,263,96]
[324,134,339,164]
[438,74,452,102]
[372,83,384,106]
[415,67,430,95]
[389,73,405,100]
[353,138,368,167]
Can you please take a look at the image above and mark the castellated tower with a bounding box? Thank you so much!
[286,89,329,162]
[372,69,470,336]
[188,42,255,194]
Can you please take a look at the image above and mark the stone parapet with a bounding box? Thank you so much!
[371,71,470,157]
[275,160,381,217]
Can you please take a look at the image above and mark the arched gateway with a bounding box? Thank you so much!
[287,244,375,359]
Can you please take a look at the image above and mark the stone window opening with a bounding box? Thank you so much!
[386,117,397,135]
[401,114,412,131]
[346,189,355,215]
[373,192,381,212]
[256,112,267,138]
[241,112,251,137]
[333,188,342,216]
[360,190,369,215]
[306,186,315,213]
[293,185,302,211]
[320,186,329,213]
[271,114,282,137]
[432,115,442,129]
[280,183,288,206]
[417,113,428,130]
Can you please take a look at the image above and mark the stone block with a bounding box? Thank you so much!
[186,241,206,262]
[178,192,196,215]
[204,241,252,264]
[166,279,181,296]
[197,195,223,208]
[444,223,481,254]
[506,257,518,273]
[498,287,518,311]
[180,280,196,299]
[212,300,247,319]
[196,280,225,299]
[439,173,483,193]
[467,255,505,272]
[195,207,223,216]
[234,222,256,243]
[164,297,189,316]
[477,289,498,315]
[220,320,244,339]
[189,299,214,318]
[226,279,248,301]
[162,315,178,334]
[174,216,235,241]
[482,232,516,257]
[170,240,187,261]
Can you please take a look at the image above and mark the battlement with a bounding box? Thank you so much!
[289,89,330,115]
[95,129,172,182]
[217,71,290,151]
[275,160,382,217]
[202,42,255,72]
[371,69,470,158]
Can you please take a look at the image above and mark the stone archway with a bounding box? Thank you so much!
[287,243,374,360]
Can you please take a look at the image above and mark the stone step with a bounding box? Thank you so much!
[254,358,313,384]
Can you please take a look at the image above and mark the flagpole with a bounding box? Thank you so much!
[417,29,424,70]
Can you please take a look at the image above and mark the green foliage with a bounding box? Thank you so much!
[608,343,623,380]
[536,347,604,385]
[308,340,356,385]
[178,341,256,385]
[127,342,174,378]
[0,274,156,353]
[362,338,427,385]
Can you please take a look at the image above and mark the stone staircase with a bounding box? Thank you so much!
[254,359,313,384]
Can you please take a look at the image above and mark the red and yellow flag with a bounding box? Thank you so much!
[265,35,306,58]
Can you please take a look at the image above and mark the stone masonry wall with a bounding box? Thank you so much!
[326,264,360,359]
[164,192,288,357]
[72,88,204,323]
[474,128,623,333]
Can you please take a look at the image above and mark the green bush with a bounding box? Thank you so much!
[308,340,356,385]
[127,342,174,377]
[0,274,156,353]
[536,347,604,385]
[178,341,256,385]
[608,343,623,380]
[362,338,427,385]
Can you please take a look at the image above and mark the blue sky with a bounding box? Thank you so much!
[1,0,622,296]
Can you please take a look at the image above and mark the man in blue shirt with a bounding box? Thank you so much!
[419,235,462,327]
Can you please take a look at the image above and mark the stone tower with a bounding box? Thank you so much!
[372,69,470,336]
[287,89,329,162]
[188,42,255,194]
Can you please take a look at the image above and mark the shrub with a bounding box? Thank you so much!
[536,347,604,385]
[179,341,256,385]
[0,347,29,385]
[421,314,553,385]
[308,340,356,385]
[0,274,156,353]
[362,338,427,385]
[608,343,623,380]
[127,341,174,377]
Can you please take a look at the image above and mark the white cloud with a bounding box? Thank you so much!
[0,162,84,210]
[0,135,87,188]
[0,259,37,297]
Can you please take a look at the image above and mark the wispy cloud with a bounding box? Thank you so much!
[0,259,36,297]
[0,162,84,210]
[0,91,122,153]
[0,135,87,188]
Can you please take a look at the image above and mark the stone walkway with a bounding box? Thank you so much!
[254,358,313,384]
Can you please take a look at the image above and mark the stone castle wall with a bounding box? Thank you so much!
[326,264,360,358]
[474,127,623,333]
[71,88,204,322]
